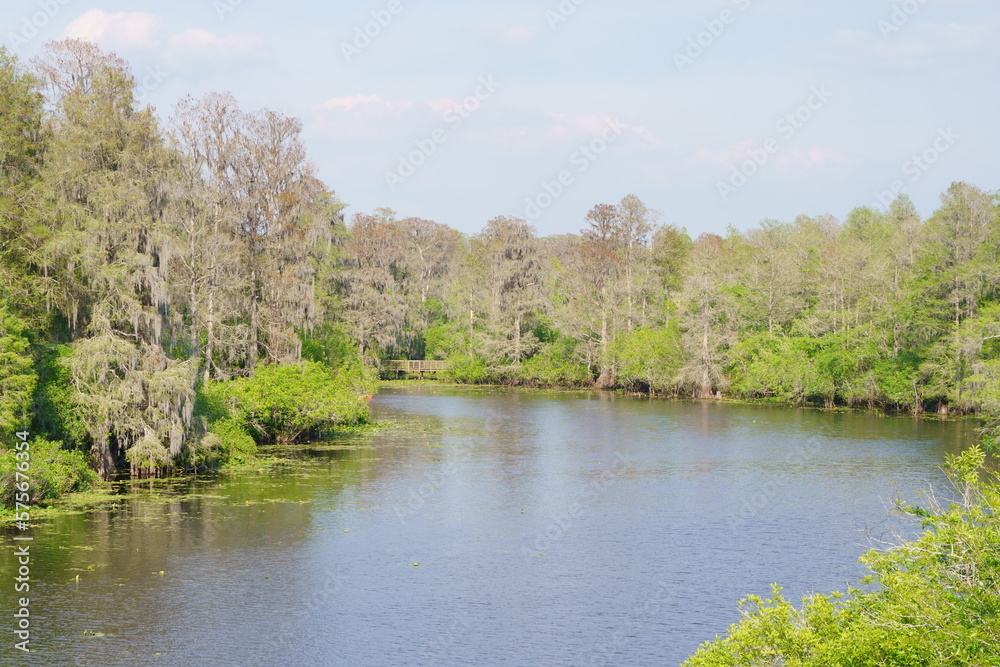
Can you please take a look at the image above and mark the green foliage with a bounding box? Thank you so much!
[424,323,473,360]
[300,324,357,370]
[200,361,377,445]
[0,305,36,442]
[728,333,826,405]
[444,355,492,384]
[518,337,592,386]
[33,344,89,450]
[684,447,1000,666]
[0,437,97,508]
[612,325,685,393]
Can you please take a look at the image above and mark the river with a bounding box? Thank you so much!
[2,384,979,666]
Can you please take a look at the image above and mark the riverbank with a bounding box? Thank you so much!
[6,384,980,665]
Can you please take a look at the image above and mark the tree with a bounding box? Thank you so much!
[916,182,998,329]
[470,216,543,363]
[339,211,408,358]
[0,48,46,319]
[34,40,198,478]
[678,234,737,398]
[0,305,36,441]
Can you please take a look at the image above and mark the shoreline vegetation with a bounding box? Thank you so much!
[3,40,1000,503]
[3,40,1000,663]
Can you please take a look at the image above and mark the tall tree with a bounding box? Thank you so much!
[34,40,197,478]
[679,233,737,398]
[471,216,543,363]
[0,48,46,319]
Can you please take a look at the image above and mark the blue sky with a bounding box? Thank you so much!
[2,0,997,237]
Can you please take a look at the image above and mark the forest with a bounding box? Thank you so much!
[2,40,1000,500]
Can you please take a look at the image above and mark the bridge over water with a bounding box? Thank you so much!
[387,360,450,378]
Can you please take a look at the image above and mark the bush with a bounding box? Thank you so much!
[0,437,97,508]
[518,338,592,386]
[34,344,90,450]
[0,305,36,443]
[444,355,492,384]
[613,325,685,394]
[683,446,1000,666]
[200,361,377,446]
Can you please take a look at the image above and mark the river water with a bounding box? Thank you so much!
[2,385,979,666]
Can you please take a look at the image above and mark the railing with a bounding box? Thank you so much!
[388,360,450,375]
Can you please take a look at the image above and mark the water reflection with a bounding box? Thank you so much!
[1,386,980,666]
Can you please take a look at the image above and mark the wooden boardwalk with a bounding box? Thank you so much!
[388,360,450,378]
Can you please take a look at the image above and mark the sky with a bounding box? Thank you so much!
[2,0,997,238]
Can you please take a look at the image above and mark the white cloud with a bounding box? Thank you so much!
[489,111,667,151]
[312,94,665,153]
[164,29,266,68]
[687,140,847,170]
[62,9,162,50]
[312,95,425,142]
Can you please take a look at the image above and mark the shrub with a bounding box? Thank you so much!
[200,361,377,446]
[613,325,685,394]
[0,437,97,508]
[444,355,492,384]
[683,446,1000,666]
[0,305,36,443]
[518,338,592,386]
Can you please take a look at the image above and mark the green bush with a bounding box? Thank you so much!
[0,437,97,508]
[444,355,492,384]
[424,323,472,361]
[0,305,36,443]
[34,344,90,450]
[200,361,377,446]
[518,338,592,386]
[613,325,685,394]
[300,323,358,370]
[684,446,1000,666]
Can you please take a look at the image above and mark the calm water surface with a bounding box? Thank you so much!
[2,385,980,666]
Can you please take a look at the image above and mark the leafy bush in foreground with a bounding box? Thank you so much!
[683,446,1000,666]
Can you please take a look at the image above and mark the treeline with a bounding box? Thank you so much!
[0,41,375,497]
[342,181,1000,429]
[3,41,1000,495]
